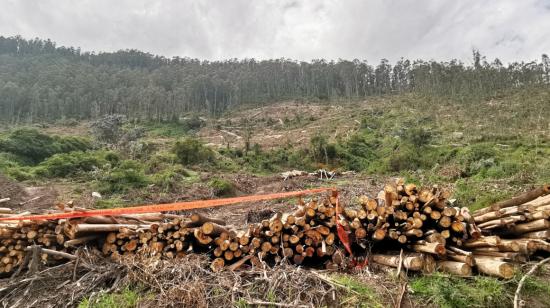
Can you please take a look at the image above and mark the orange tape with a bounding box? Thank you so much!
[0,187,336,221]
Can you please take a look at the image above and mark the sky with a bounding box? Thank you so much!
[1,0,549,63]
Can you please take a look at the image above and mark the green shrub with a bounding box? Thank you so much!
[151,166,190,192]
[402,127,433,148]
[35,151,115,178]
[98,160,149,193]
[208,178,235,196]
[173,137,214,165]
[0,128,91,164]
[457,143,499,176]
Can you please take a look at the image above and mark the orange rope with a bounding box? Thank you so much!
[0,187,336,221]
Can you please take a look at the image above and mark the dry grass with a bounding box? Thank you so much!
[0,248,398,307]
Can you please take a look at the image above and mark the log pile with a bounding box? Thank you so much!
[0,182,548,280]
[469,185,550,268]
[0,195,345,274]
[341,179,532,279]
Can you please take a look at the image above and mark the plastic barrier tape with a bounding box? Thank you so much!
[0,187,336,221]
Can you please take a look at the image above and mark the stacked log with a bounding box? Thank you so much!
[210,194,343,270]
[0,182,547,280]
[470,185,550,270]
[343,179,477,254]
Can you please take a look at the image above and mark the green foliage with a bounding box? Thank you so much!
[402,127,433,148]
[78,287,143,308]
[94,198,125,209]
[310,135,337,164]
[208,178,235,196]
[410,273,506,308]
[97,160,149,194]
[151,165,190,192]
[35,151,116,178]
[331,274,384,308]
[173,137,214,165]
[146,122,190,137]
[0,128,91,164]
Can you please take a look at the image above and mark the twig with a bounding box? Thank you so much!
[396,249,404,277]
[514,257,550,308]
[395,282,407,308]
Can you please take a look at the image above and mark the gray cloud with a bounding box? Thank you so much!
[0,0,549,63]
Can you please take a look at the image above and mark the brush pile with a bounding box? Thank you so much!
[0,182,549,280]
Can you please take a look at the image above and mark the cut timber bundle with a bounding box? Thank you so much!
[343,179,478,256]
[0,181,547,279]
[471,185,550,266]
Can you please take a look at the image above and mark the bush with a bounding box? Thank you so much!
[208,178,235,196]
[457,143,498,176]
[35,151,116,178]
[98,160,149,193]
[402,127,433,148]
[173,137,214,165]
[0,128,91,164]
[151,166,190,192]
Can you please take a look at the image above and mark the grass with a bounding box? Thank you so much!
[78,287,145,308]
[410,273,508,308]
[332,274,385,308]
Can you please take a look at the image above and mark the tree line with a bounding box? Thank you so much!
[0,35,549,123]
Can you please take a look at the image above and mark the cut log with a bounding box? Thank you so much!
[437,261,472,276]
[512,219,550,234]
[463,236,501,248]
[410,242,446,256]
[521,230,550,239]
[474,185,550,216]
[371,253,424,271]
[191,213,226,226]
[201,222,228,236]
[475,257,515,279]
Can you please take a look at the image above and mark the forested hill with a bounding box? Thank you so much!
[1,35,549,123]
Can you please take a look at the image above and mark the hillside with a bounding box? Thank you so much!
[1,70,550,307]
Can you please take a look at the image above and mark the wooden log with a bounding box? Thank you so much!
[437,261,472,276]
[524,194,550,207]
[201,222,228,236]
[475,257,515,279]
[65,223,151,238]
[447,252,475,267]
[191,213,226,226]
[193,229,213,245]
[474,252,525,262]
[410,242,446,256]
[520,230,550,239]
[474,185,550,216]
[478,216,526,229]
[210,257,225,272]
[512,219,550,234]
[463,236,500,248]
[371,253,424,271]
[64,235,99,247]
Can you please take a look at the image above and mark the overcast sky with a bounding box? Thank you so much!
[1,0,549,63]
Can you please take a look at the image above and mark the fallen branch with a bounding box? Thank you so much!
[514,257,550,308]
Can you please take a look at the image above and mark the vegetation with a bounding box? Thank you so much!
[208,178,235,197]
[331,274,384,308]
[0,128,91,164]
[173,137,214,165]
[410,273,507,308]
[1,36,550,122]
[78,287,144,308]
